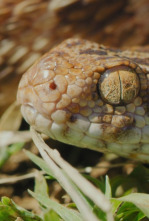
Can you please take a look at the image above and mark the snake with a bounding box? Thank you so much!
[17,38,149,162]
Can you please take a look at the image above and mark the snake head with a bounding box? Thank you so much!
[17,38,149,161]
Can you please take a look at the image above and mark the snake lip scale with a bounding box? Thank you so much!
[17,38,149,162]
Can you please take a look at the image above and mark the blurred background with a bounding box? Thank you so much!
[0,0,149,214]
[0,0,149,115]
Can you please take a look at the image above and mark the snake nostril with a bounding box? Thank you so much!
[49,81,57,90]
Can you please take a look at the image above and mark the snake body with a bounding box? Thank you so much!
[17,38,149,162]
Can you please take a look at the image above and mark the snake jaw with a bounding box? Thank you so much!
[17,38,149,162]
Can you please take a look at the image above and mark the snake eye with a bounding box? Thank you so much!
[98,66,140,105]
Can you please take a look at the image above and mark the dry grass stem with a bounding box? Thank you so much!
[0,170,44,184]
[31,126,114,221]
[0,131,31,147]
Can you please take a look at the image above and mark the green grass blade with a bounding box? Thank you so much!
[29,190,83,221]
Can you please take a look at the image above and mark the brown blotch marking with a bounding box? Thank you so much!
[66,40,82,48]
[106,47,122,53]
[92,92,99,101]
[69,114,77,123]
[80,49,107,56]
[114,125,138,142]
[130,57,149,66]
[101,124,136,143]
[102,115,112,123]
[101,124,122,142]
[49,81,57,90]
[54,51,69,57]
